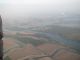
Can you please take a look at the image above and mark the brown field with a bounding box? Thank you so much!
[3,32,17,36]
[39,57,52,60]
[19,32,35,35]
[8,44,44,60]
[3,38,19,52]
[53,49,80,60]
[63,33,80,40]
[3,32,80,60]
[4,42,80,60]
[37,43,66,55]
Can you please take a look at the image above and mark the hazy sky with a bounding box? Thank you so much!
[0,0,79,21]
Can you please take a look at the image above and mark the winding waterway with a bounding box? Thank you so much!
[34,32,80,51]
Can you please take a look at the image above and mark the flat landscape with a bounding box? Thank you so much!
[1,1,80,59]
[3,25,80,60]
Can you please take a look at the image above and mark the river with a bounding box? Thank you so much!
[33,31,80,51]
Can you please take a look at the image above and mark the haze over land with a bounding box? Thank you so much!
[0,0,80,60]
[0,0,80,29]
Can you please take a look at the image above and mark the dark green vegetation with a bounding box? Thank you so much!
[16,33,50,46]
[4,56,11,60]
[16,37,48,46]
[4,32,50,46]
